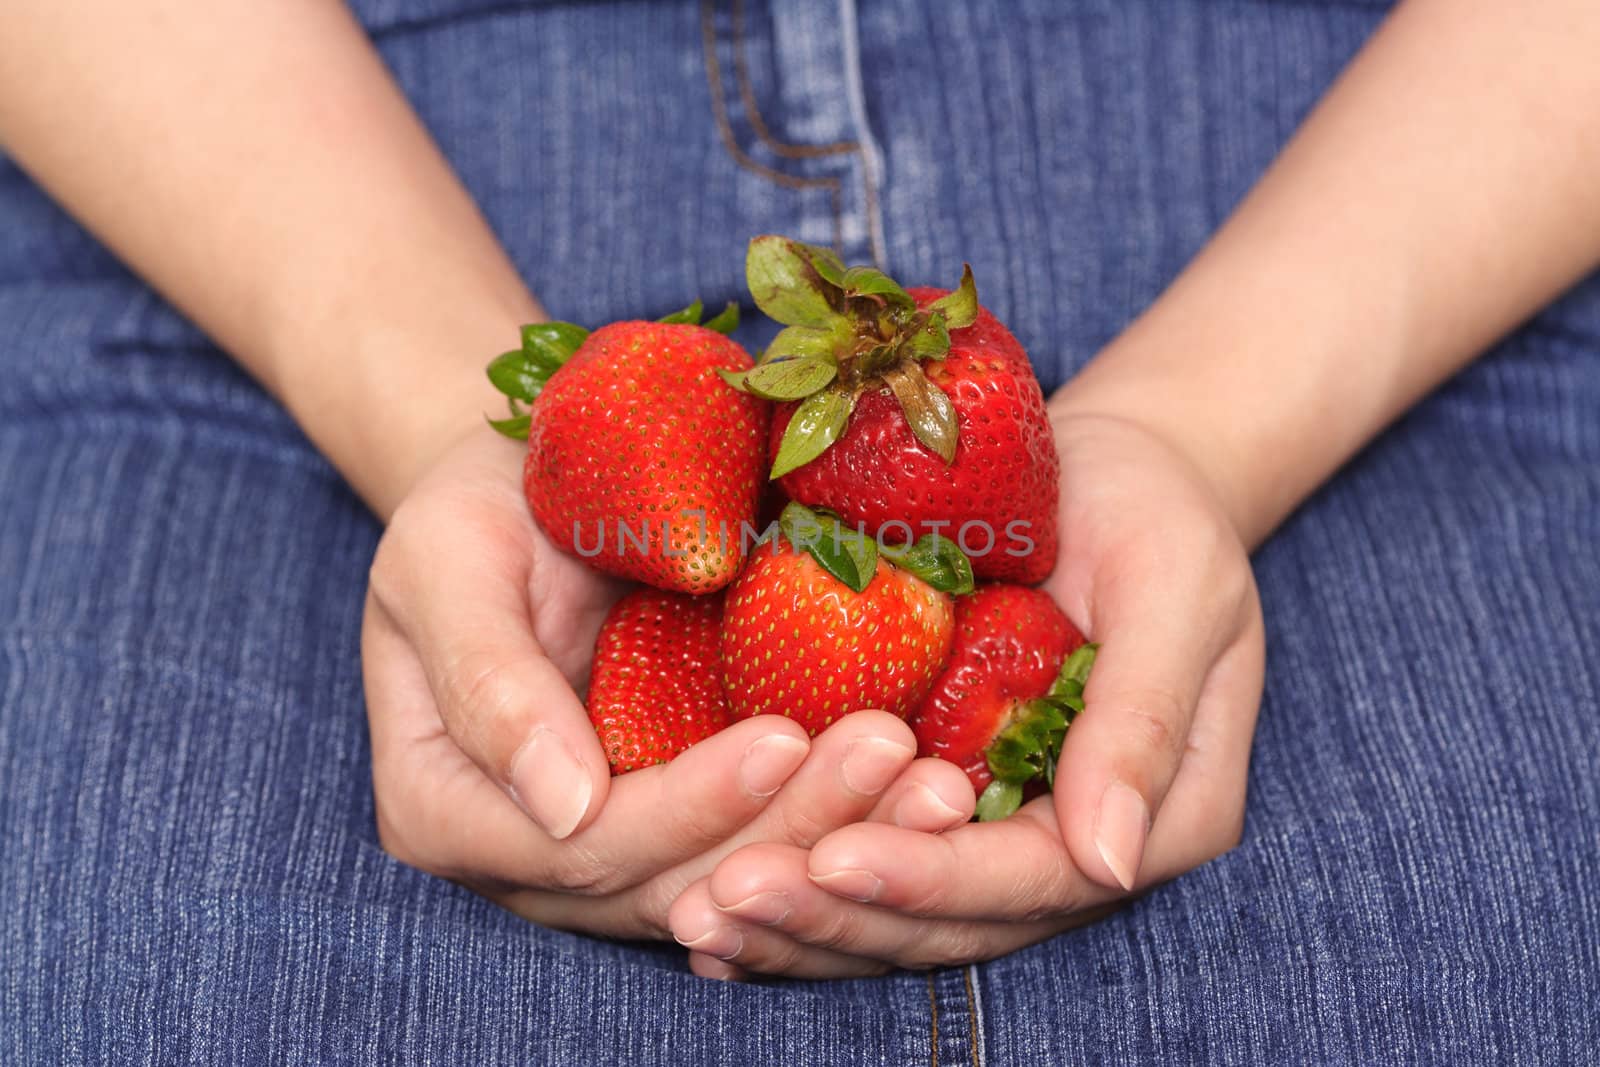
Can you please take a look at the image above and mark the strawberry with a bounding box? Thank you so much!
[720,503,971,734]
[487,301,768,594]
[587,586,732,774]
[724,238,1059,583]
[907,584,1097,820]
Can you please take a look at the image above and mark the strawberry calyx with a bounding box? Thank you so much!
[722,235,979,478]
[772,501,975,596]
[485,300,740,440]
[974,641,1099,822]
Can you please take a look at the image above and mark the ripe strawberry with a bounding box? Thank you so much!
[587,587,732,774]
[720,503,970,734]
[487,301,768,594]
[725,238,1058,583]
[907,584,1096,820]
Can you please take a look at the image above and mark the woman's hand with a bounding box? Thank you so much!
[670,402,1265,978]
[362,428,975,940]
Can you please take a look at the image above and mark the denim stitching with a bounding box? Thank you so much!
[963,966,983,1067]
[699,0,846,251]
[927,972,940,1067]
[730,0,859,160]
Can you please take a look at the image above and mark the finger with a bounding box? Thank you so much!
[737,710,919,848]
[699,845,1071,972]
[687,953,750,982]
[369,514,610,841]
[669,878,891,980]
[495,712,919,938]
[863,758,975,831]
[1052,547,1253,891]
[805,802,1119,921]
[1139,606,1265,882]
[415,714,810,898]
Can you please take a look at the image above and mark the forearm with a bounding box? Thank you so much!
[0,1,536,517]
[1055,0,1600,548]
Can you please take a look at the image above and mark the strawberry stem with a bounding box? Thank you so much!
[739,235,980,477]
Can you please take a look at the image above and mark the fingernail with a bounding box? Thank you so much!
[674,926,744,961]
[508,728,593,840]
[1094,780,1150,891]
[739,734,810,798]
[719,891,793,926]
[809,868,883,903]
[840,737,914,796]
[893,782,967,830]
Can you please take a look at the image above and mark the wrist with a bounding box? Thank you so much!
[273,282,543,520]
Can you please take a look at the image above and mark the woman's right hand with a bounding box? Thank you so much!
[362,428,974,940]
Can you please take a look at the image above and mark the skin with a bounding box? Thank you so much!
[3,0,1598,979]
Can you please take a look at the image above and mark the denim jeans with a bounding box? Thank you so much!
[3,1,1597,1063]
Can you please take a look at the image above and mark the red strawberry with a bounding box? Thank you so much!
[487,302,768,594]
[907,584,1083,786]
[727,238,1059,583]
[719,503,969,734]
[587,587,732,774]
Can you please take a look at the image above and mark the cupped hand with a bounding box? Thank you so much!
[674,403,1265,978]
[362,429,973,940]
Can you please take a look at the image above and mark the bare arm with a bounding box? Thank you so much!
[0,0,535,517]
[682,0,1600,978]
[1059,0,1600,547]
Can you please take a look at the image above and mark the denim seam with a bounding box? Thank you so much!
[926,972,940,1067]
[833,0,886,267]
[962,965,983,1067]
[730,0,857,160]
[699,0,845,252]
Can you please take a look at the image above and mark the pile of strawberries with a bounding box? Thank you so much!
[488,237,1095,820]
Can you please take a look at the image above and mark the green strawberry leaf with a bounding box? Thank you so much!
[841,265,915,309]
[804,244,849,288]
[717,367,753,393]
[764,321,851,364]
[519,323,588,380]
[976,780,1023,822]
[770,385,854,478]
[881,531,974,595]
[485,412,531,440]
[883,364,959,464]
[1048,644,1099,704]
[925,264,979,330]
[779,502,877,594]
[902,312,952,362]
[979,644,1099,809]
[658,299,704,325]
[486,349,546,402]
[703,301,740,335]
[744,358,838,401]
[746,236,846,328]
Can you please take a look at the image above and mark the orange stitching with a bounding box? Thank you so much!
[700,0,844,251]
[962,968,981,1067]
[732,0,859,159]
[928,972,940,1067]
[730,0,884,266]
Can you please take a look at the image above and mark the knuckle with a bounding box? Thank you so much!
[805,903,868,954]
[1100,689,1186,761]
[1005,829,1083,921]
[544,843,612,895]
[628,878,680,940]
[769,804,832,849]
[904,924,988,970]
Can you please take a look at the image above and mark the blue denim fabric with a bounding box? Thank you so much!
[3,1,1597,1063]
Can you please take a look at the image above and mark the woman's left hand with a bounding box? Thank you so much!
[670,398,1266,979]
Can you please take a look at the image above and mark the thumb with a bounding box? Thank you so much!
[1052,578,1227,890]
[370,533,610,841]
